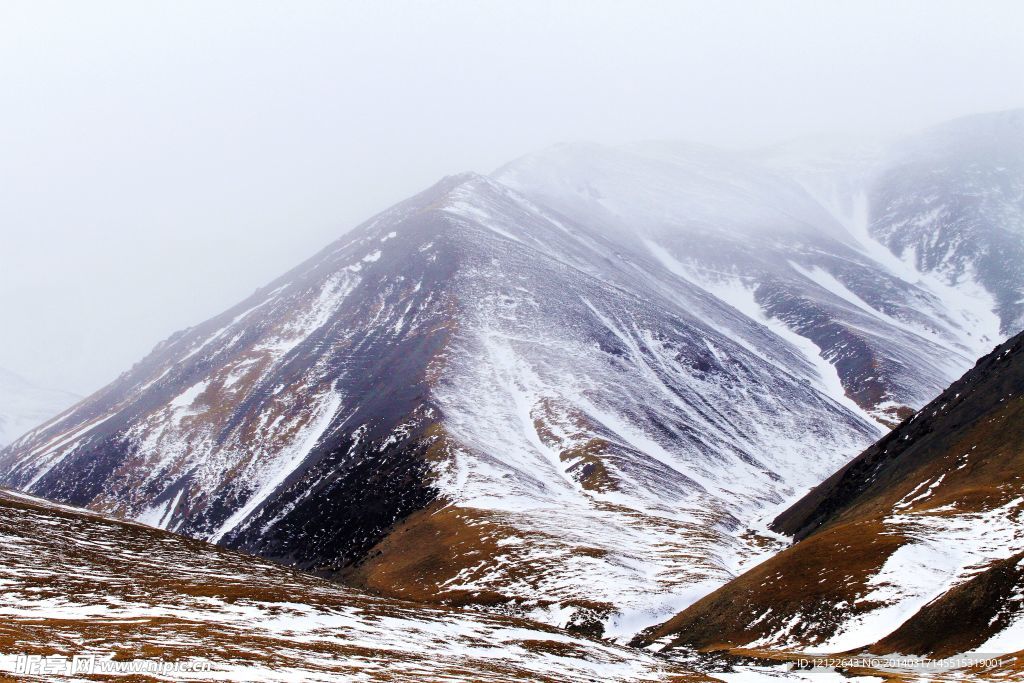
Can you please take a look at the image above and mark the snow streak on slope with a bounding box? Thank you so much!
[815,497,1024,653]
[642,239,882,430]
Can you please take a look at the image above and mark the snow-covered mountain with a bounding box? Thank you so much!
[0,367,78,447]
[0,174,879,638]
[640,329,1024,662]
[0,110,1020,640]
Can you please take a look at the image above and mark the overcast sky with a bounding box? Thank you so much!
[2,0,1023,394]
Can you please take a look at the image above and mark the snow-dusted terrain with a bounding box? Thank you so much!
[0,110,1020,642]
[0,487,705,682]
[0,367,78,447]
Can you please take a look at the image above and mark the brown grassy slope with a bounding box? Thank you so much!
[346,500,532,605]
[636,330,1024,653]
[344,499,624,637]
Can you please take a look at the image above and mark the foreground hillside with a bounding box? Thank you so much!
[0,487,709,682]
[639,330,1024,663]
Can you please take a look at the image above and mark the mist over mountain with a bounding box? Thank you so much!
[0,367,77,447]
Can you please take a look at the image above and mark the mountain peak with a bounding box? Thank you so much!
[431,170,492,193]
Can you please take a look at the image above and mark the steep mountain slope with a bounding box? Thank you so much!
[0,367,78,447]
[0,487,705,682]
[759,111,1024,340]
[0,173,883,638]
[639,330,1024,658]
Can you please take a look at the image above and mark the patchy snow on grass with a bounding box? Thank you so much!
[813,497,1024,653]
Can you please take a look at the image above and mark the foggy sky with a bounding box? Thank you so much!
[2,0,1023,395]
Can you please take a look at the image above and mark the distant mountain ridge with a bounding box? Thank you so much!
[495,116,1009,424]
[0,367,78,447]
[870,109,1024,335]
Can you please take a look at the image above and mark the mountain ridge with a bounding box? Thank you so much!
[0,167,881,636]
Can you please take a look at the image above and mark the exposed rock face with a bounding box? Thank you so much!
[639,330,1024,657]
